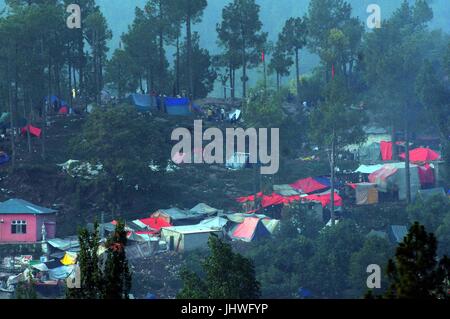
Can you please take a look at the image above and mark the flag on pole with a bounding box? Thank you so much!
[261,51,265,63]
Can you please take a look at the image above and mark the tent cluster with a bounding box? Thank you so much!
[236,176,342,214]
[88,202,280,254]
[126,94,202,116]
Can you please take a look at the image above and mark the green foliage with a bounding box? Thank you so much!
[178,236,261,299]
[349,236,393,296]
[307,220,365,297]
[103,221,132,299]
[309,77,367,148]
[407,195,450,234]
[14,271,38,300]
[178,32,217,98]
[217,0,268,97]
[385,222,450,299]
[70,105,169,211]
[243,88,283,128]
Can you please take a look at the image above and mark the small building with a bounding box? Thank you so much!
[161,225,223,252]
[0,199,57,243]
[151,208,205,226]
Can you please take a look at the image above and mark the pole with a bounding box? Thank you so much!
[330,129,336,225]
[404,103,411,203]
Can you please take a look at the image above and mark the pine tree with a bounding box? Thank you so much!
[177,235,261,299]
[385,222,450,299]
[66,223,104,299]
[103,221,132,299]
[279,17,308,97]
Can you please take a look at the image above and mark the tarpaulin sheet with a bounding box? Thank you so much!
[236,192,263,203]
[164,97,190,106]
[380,141,392,161]
[21,125,42,138]
[48,265,74,280]
[418,164,435,186]
[290,177,329,194]
[400,148,440,163]
[139,217,172,231]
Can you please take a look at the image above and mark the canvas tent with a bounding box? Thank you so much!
[190,203,221,216]
[164,97,191,116]
[127,93,156,112]
[229,217,271,242]
[369,163,421,201]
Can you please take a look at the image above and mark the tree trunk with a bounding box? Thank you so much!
[176,35,180,96]
[276,72,280,92]
[295,48,300,97]
[7,63,15,171]
[391,124,398,160]
[186,13,193,98]
[242,36,247,98]
[404,104,411,204]
[26,96,32,154]
[330,129,336,225]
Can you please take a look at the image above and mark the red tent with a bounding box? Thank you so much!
[290,177,329,194]
[58,106,69,115]
[399,148,440,163]
[21,125,42,138]
[139,217,171,231]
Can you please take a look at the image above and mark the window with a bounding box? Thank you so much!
[11,220,27,234]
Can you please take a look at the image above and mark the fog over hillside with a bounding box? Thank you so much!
[1,0,449,95]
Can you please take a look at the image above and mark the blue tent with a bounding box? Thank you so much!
[164,97,191,116]
[128,93,156,112]
[0,152,10,165]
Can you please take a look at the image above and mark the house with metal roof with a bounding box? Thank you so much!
[0,199,57,244]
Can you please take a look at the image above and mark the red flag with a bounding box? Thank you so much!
[261,51,265,63]
[332,64,335,80]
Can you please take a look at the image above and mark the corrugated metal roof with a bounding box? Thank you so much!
[161,224,222,235]
[0,199,57,215]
